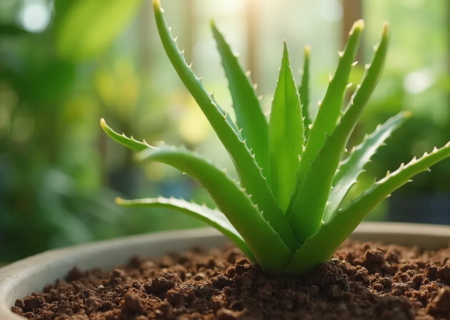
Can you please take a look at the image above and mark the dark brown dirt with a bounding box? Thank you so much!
[11,240,450,319]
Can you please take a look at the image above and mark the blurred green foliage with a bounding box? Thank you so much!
[54,0,142,62]
[0,0,204,262]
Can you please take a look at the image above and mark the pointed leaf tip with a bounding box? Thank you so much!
[304,45,311,56]
[282,41,290,60]
[153,0,161,10]
[101,119,150,152]
[382,21,390,35]
[351,19,365,33]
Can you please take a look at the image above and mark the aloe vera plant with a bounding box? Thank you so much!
[101,0,450,275]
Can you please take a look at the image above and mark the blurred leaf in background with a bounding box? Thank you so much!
[0,0,204,263]
[54,0,142,62]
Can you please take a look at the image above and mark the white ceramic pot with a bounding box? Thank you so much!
[2,222,450,319]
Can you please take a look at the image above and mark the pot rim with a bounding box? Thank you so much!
[2,221,450,319]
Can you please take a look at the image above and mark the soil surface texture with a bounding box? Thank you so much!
[11,240,450,320]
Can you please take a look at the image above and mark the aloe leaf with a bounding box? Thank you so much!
[268,42,304,212]
[299,20,364,167]
[324,111,407,221]
[283,142,450,275]
[135,145,294,270]
[211,21,269,172]
[287,20,364,216]
[101,118,149,151]
[288,22,388,242]
[153,0,237,133]
[116,196,255,261]
[299,45,311,140]
[102,115,297,251]
[153,0,296,249]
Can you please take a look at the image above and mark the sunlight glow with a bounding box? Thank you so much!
[403,68,435,95]
[19,0,50,33]
[319,0,342,22]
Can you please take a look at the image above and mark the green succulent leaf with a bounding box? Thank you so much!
[135,145,294,270]
[116,196,255,261]
[287,20,364,217]
[153,0,298,251]
[100,118,149,151]
[305,20,364,156]
[268,42,304,213]
[211,21,269,172]
[284,141,450,275]
[288,22,388,242]
[299,45,311,140]
[153,0,238,134]
[337,142,450,237]
[324,112,407,221]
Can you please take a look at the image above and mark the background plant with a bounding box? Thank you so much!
[0,0,202,262]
